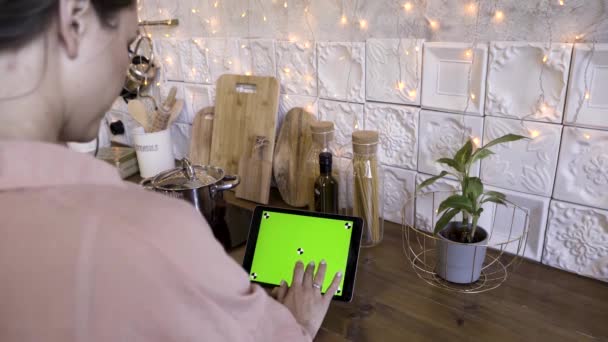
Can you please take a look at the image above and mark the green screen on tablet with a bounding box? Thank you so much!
[243,206,363,301]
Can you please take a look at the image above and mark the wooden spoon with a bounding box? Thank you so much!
[127,99,149,131]
[165,99,184,129]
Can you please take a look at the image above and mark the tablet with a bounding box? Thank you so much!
[242,206,363,302]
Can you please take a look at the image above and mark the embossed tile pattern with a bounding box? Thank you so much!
[418,110,484,177]
[383,166,416,225]
[318,42,365,103]
[481,116,562,197]
[364,103,419,170]
[543,200,608,282]
[486,42,573,123]
[554,126,608,210]
[366,39,423,105]
[276,41,317,96]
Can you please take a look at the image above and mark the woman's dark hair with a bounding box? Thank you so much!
[0,0,135,50]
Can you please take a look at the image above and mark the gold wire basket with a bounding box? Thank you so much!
[401,190,530,294]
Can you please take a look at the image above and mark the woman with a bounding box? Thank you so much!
[0,1,340,341]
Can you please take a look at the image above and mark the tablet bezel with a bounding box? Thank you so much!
[242,206,363,302]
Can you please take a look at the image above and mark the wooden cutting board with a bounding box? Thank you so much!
[189,106,214,166]
[210,74,280,203]
[235,136,273,204]
[273,108,316,207]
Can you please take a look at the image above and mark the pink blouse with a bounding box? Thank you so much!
[0,141,311,342]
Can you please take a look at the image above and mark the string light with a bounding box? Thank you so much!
[429,20,439,30]
[466,2,477,15]
[341,15,348,25]
[542,55,548,63]
[359,19,368,29]
[213,1,219,8]
[470,93,476,100]
[245,71,252,76]
[284,1,287,8]
[397,81,405,90]
[494,10,504,22]
[472,137,481,148]
[283,67,291,74]
[529,130,541,138]
[404,2,412,12]
[191,8,197,14]
[465,49,473,58]
[408,89,417,98]
[559,0,565,5]
[584,133,591,140]
[241,11,247,18]
[585,90,590,100]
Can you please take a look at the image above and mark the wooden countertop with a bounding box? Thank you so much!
[226,190,608,342]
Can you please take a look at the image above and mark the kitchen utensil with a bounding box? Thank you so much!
[128,99,149,131]
[123,36,157,96]
[149,99,184,132]
[140,158,240,249]
[162,87,178,112]
[131,127,175,178]
[273,108,316,207]
[235,135,273,204]
[189,106,214,166]
[210,74,280,177]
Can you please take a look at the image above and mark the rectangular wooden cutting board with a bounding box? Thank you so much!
[210,74,280,203]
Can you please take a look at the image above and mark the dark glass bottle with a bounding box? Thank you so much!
[314,152,339,214]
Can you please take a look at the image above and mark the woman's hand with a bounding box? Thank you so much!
[271,260,342,338]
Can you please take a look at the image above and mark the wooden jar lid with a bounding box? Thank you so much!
[310,121,334,134]
[352,130,379,144]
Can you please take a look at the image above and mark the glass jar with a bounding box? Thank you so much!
[306,121,339,211]
[347,130,384,247]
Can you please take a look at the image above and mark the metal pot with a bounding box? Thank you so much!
[141,158,240,249]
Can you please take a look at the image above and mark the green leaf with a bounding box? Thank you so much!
[464,177,484,202]
[483,134,528,150]
[434,209,460,235]
[417,171,448,191]
[484,191,506,200]
[470,148,495,165]
[437,194,474,214]
[454,139,474,166]
[436,158,462,172]
[482,196,507,206]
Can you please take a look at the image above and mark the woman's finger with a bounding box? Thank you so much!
[291,261,305,287]
[270,286,280,300]
[324,271,343,304]
[303,261,315,289]
[313,260,327,293]
[276,280,288,302]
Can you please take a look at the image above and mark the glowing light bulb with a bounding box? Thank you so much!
[585,91,590,100]
[306,104,314,112]
[470,93,476,100]
[165,57,173,64]
[156,82,161,87]
[284,1,287,8]
[192,67,197,73]
[245,71,252,76]
[465,49,473,58]
[340,15,348,25]
[214,1,219,8]
[529,130,540,138]
[405,50,410,55]
[241,11,246,18]
[164,33,170,38]
[397,82,405,90]
[494,10,504,22]
[304,7,308,13]
[359,19,368,29]
[191,8,197,13]
[472,137,481,147]
[284,67,291,74]
[263,16,267,21]
[466,2,476,14]
[241,44,246,49]
[584,133,591,140]
[408,89,417,98]
[542,55,548,63]
[559,0,564,5]
[415,46,419,52]
[429,20,439,30]
[288,35,297,42]
[404,2,413,12]
[304,41,311,48]
[575,34,583,40]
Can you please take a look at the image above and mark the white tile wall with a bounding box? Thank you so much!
[543,200,608,282]
[553,126,608,210]
[418,110,484,177]
[317,42,366,103]
[481,116,562,197]
[421,42,488,116]
[364,103,419,171]
[107,37,608,282]
[486,42,573,123]
[563,43,608,129]
[366,39,423,106]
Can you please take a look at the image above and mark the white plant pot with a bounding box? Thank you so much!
[436,222,489,284]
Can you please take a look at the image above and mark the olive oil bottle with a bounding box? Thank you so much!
[314,152,339,214]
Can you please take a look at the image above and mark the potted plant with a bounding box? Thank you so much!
[417,134,528,284]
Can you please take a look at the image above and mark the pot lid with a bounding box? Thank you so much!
[149,158,225,191]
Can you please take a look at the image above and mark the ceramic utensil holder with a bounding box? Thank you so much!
[132,127,175,178]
